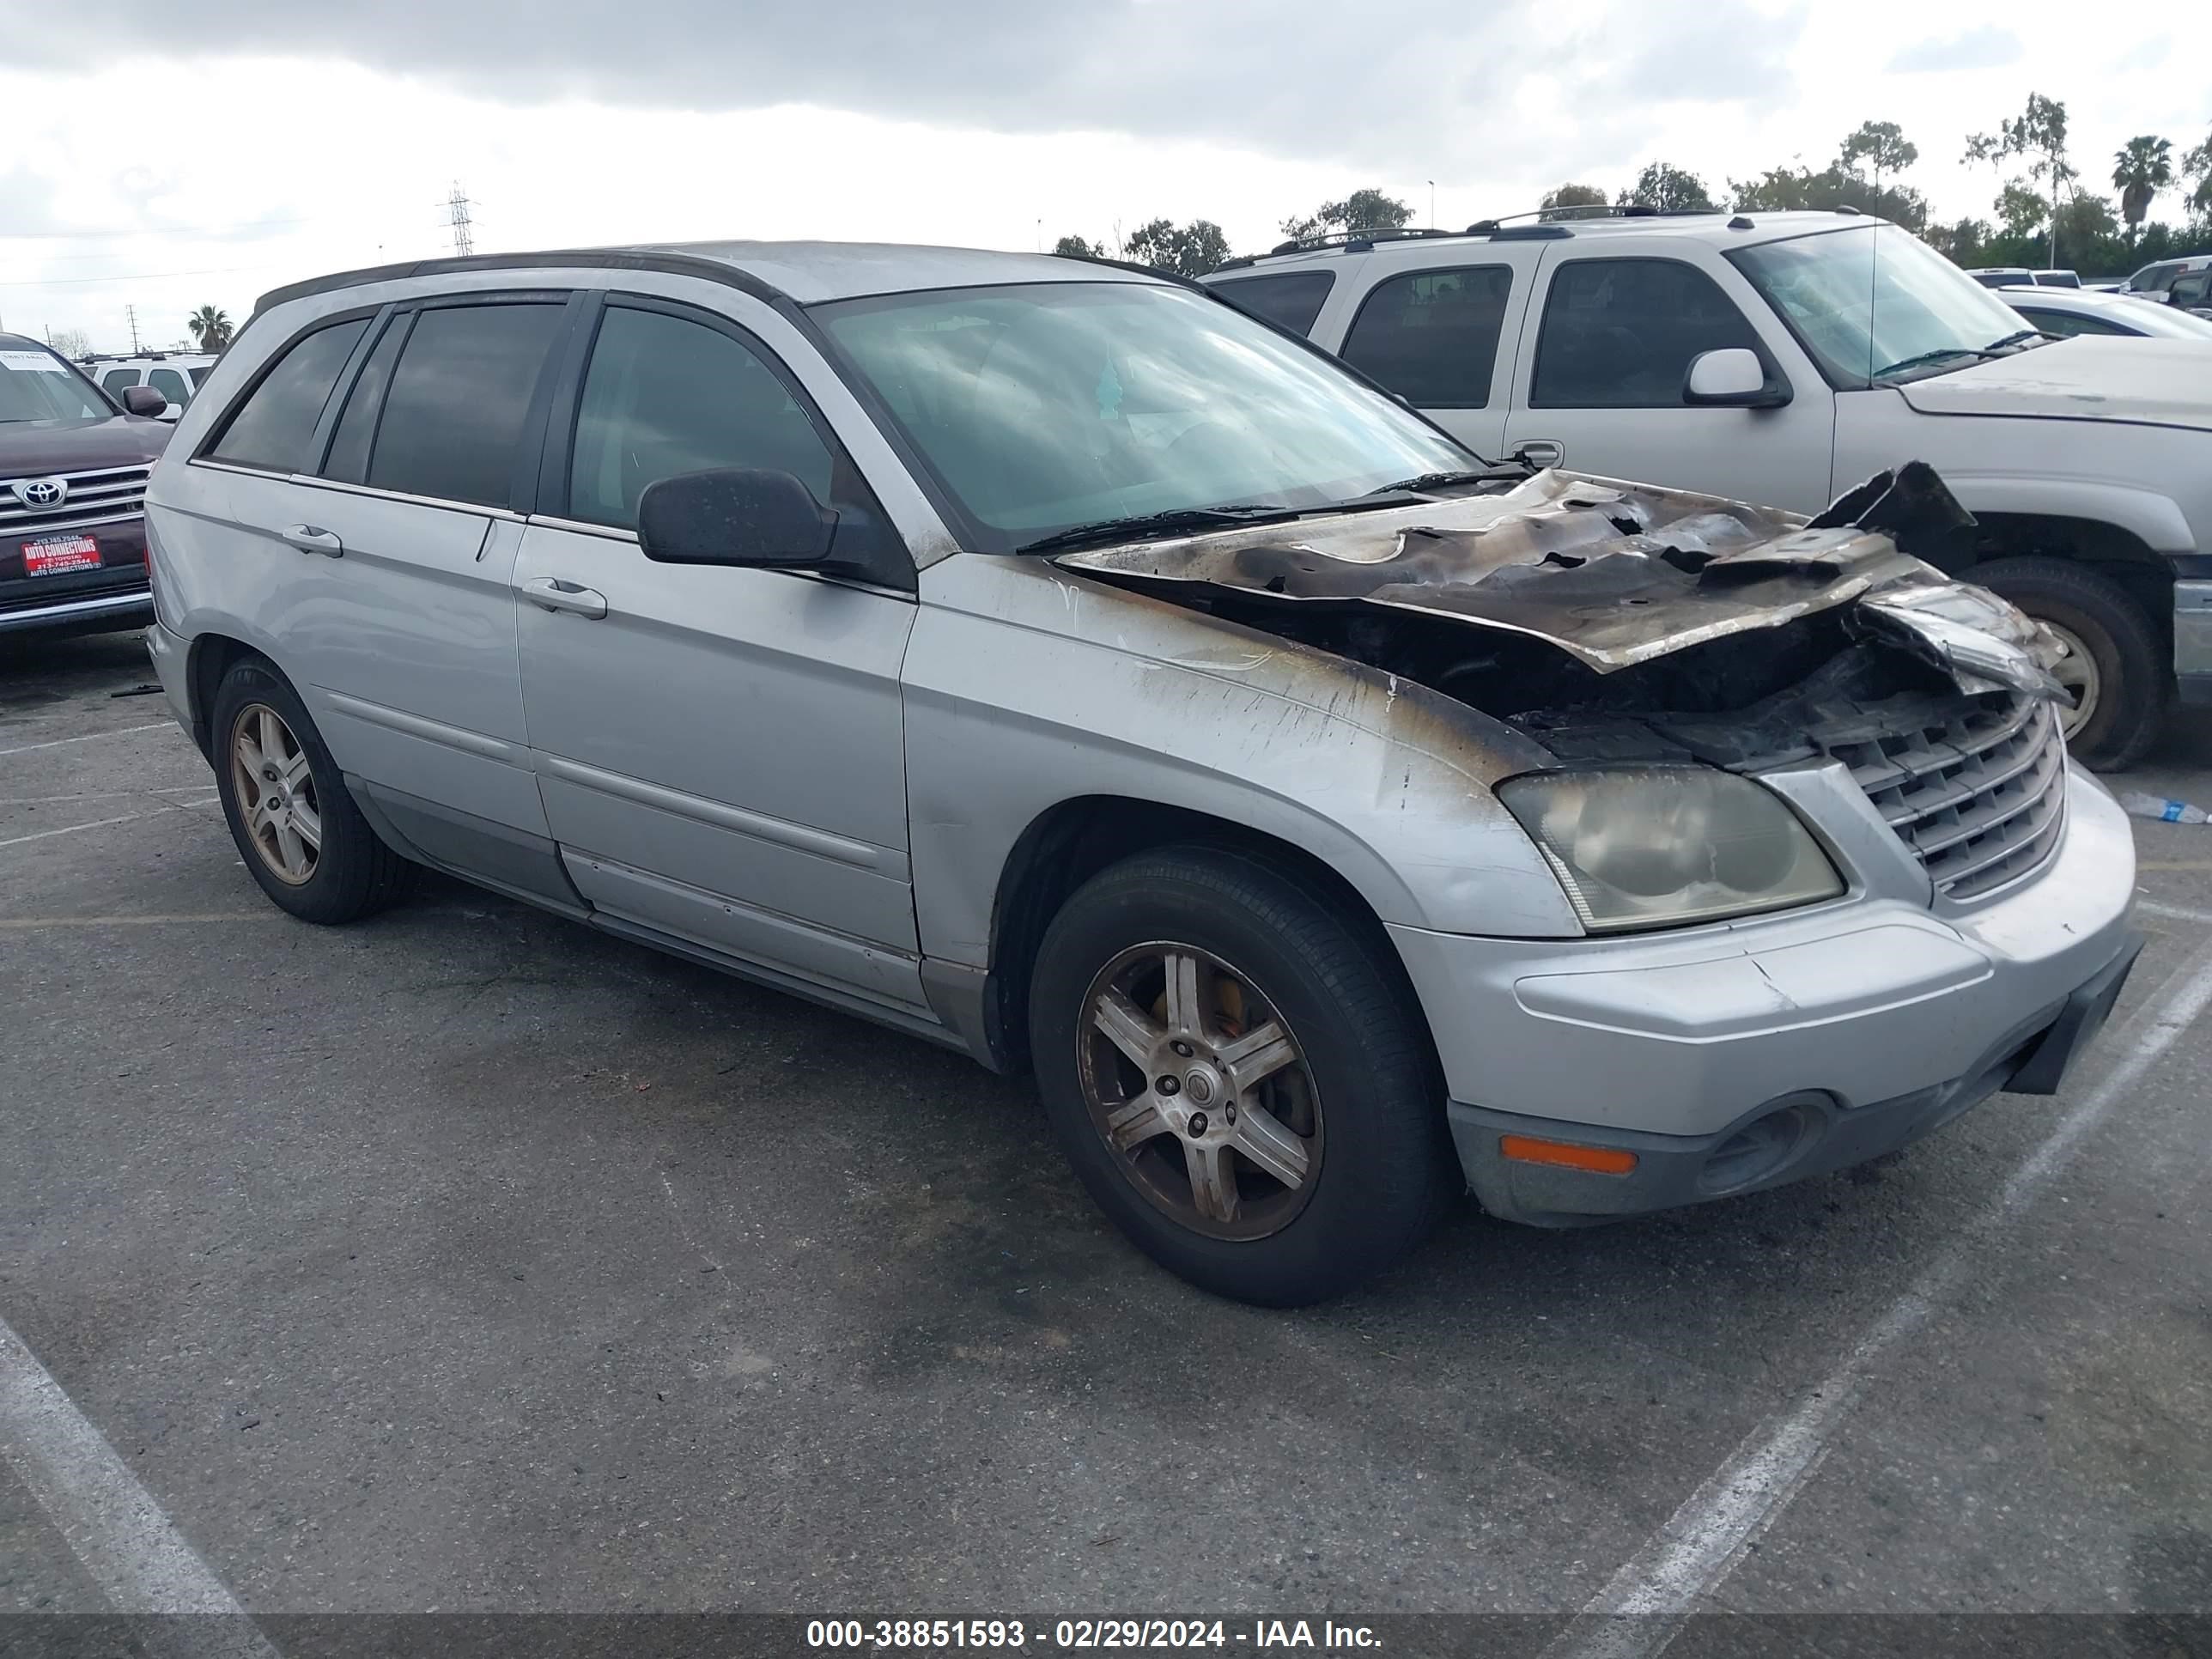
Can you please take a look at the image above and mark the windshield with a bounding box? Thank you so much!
[2106,300,2212,340]
[812,281,1474,552]
[0,348,111,423]
[1732,225,2042,387]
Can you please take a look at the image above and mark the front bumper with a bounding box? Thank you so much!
[1447,935,2137,1225]
[1389,765,2141,1223]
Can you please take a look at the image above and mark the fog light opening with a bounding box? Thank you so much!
[1698,1100,1822,1196]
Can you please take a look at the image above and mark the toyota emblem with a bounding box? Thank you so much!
[15,477,66,509]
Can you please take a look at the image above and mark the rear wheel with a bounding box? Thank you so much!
[1977,557,2165,770]
[211,659,415,923]
[1030,846,1459,1305]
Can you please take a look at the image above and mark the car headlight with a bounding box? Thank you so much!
[1497,768,1844,933]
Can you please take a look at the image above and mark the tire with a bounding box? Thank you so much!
[1976,557,2165,770]
[1028,845,1459,1306]
[210,659,416,923]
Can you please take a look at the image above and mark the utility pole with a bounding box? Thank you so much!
[126,305,141,353]
[446,182,476,257]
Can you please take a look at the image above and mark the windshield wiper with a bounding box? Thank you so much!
[1356,469,1498,498]
[1871,345,2006,380]
[1016,504,1303,556]
[1984,328,2049,351]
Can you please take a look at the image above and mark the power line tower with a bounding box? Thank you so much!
[126,304,141,353]
[445,183,476,257]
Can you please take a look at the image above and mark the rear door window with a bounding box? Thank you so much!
[206,317,372,473]
[364,303,566,508]
[101,369,140,394]
[148,368,191,407]
[1530,258,1764,408]
[1208,272,1335,337]
[1340,265,1513,407]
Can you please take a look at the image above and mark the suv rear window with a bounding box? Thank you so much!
[1530,258,1762,409]
[1339,265,1512,407]
[207,317,372,473]
[364,303,566,508]
[1209,272,1335,337]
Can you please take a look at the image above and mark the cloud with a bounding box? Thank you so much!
[20,0,1799,177]
[1884,24,2022,75]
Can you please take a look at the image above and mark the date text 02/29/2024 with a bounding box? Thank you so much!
[805,1620,1381,1649]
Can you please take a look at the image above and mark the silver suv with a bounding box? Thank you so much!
[144,241,2140,1304]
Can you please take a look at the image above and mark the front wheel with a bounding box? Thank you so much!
[1976,557,2165,770]
[1029,847,1459,1306]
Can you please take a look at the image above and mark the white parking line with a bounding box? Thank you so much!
[0,1315,278,1650]
[0,721,173,759]
[1540,937,2212,1659]
[0,798,220,852]
[2139,898,2212,926]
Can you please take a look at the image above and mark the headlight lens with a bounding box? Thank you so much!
[1498,768,1844,933]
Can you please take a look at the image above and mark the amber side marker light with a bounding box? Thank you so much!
[1498,1135,1638,1176]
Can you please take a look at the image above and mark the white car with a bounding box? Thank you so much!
[1203,210,2212,768]
[1996,284,2212,341]
[2117,252,2212,304]
[83,352,217,421]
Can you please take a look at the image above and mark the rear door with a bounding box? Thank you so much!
[512,293,925,1011]
[1324,246,1542,459]
[184,295,577,889]
[1502,247,1836,512]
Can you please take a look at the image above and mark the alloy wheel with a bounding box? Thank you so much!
[1074,942,1323,1241]
[228,702,322,885]
[2044,619,2100,738]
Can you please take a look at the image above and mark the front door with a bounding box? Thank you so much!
[1503,252,1836,513]
[513,296,924,1012]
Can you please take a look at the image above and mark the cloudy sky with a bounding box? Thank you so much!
[3,0,2207,352]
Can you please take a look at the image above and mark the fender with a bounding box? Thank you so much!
[903,556,1584,969]
[1936,476,2197,559]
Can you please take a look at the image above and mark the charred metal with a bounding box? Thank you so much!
[1054,465,2069,771]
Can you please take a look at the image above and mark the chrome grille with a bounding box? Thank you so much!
[1828,695,2068,902]
[0,465,150,538]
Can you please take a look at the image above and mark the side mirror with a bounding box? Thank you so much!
[635,466,914,589]
[120,386,167,417]
[638,467,836,568]
[1683,348,1789,409]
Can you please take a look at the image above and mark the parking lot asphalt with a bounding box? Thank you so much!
[3,629,2210,1640]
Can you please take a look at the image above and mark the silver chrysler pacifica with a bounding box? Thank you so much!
[143,241,2141,1304]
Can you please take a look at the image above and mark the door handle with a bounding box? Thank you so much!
[283,523,344,557]
[1511,439,1564,469]
[520,575,610,619]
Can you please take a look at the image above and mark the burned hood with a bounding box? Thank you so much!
[1052,464,2065,702]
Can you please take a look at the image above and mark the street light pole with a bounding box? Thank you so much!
[1428,179,1436,228]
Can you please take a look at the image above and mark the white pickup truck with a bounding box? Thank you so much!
[1203,210,2212,767]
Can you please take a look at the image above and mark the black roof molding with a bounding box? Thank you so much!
[253,247,787,319]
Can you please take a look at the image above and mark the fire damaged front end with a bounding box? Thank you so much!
[1054,465,2142,1226]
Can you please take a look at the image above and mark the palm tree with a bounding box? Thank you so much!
[186,305,234,353]
[2112,137,2174,236]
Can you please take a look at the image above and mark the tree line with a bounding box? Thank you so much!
[1053,97,2212,282]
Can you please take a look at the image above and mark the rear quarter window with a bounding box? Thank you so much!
[205,318,373,473]
[1208,272,1336,337]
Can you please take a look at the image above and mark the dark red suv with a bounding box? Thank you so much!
[0,334,173,639]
